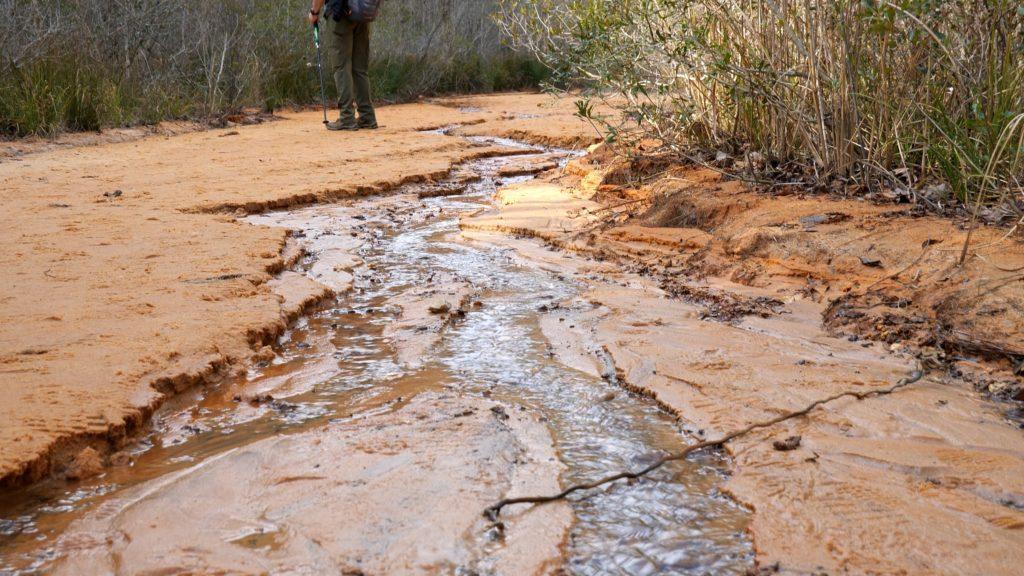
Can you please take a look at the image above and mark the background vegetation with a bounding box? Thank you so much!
[497,0,1024,216]
[0,0,546,137]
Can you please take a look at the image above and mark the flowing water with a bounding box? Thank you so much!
[0,138,751,574]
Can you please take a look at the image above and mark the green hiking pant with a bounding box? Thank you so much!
[326,18,376,126]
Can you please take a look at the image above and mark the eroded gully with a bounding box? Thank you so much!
[0,134,752,574]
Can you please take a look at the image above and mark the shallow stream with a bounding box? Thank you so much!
[0,137,751,574]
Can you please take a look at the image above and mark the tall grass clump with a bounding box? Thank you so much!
[497,0,1024,214]
[0,0,546,137]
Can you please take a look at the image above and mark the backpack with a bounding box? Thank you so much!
[327,0,382,23]
[347,0,382,23]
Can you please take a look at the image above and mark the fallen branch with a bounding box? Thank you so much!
[485,363,924,520]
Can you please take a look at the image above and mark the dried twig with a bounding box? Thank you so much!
[864,241,936,291]
[485,363,924,519]
[582,197,654,215]
[974,252,1024,273]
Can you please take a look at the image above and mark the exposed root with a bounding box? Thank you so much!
[485,363,924,519]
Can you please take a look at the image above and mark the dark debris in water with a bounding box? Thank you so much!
[489,406,510,421]
[661,280,786,322]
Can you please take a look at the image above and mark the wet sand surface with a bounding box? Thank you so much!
[50,392,570,575]
[1,136,751,574]
[462,179,1024,574]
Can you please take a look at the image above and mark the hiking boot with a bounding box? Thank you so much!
[326,119,359,131]
[358,120,378,130]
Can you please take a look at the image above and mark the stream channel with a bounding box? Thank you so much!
[0,134,752,575]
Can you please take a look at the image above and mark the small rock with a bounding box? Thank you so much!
[599,391,617,402]
[884,187,913,203]
[251,346,275,363]
[109,451,133,467]
[65,447,104,481]
[247,393,274,406]
[490,406,510,421]
[751,561,781,575]
[773,436,802,452]
[428,303,451,315]
[800,214,829,228]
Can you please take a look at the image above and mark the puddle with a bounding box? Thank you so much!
[0,137,751,574]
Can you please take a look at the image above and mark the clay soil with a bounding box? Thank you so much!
[2,90,1023,575]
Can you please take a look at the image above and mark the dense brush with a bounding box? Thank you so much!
[0,0,546,137]
[496,0,1024,214]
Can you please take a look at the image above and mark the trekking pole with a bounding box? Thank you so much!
[312,21,329,127]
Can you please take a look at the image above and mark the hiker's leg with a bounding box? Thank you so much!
[327,18,357,126]
[352,22,376,127]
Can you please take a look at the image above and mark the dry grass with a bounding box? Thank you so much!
[0,0,545,136]
[497,0,1024,217]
